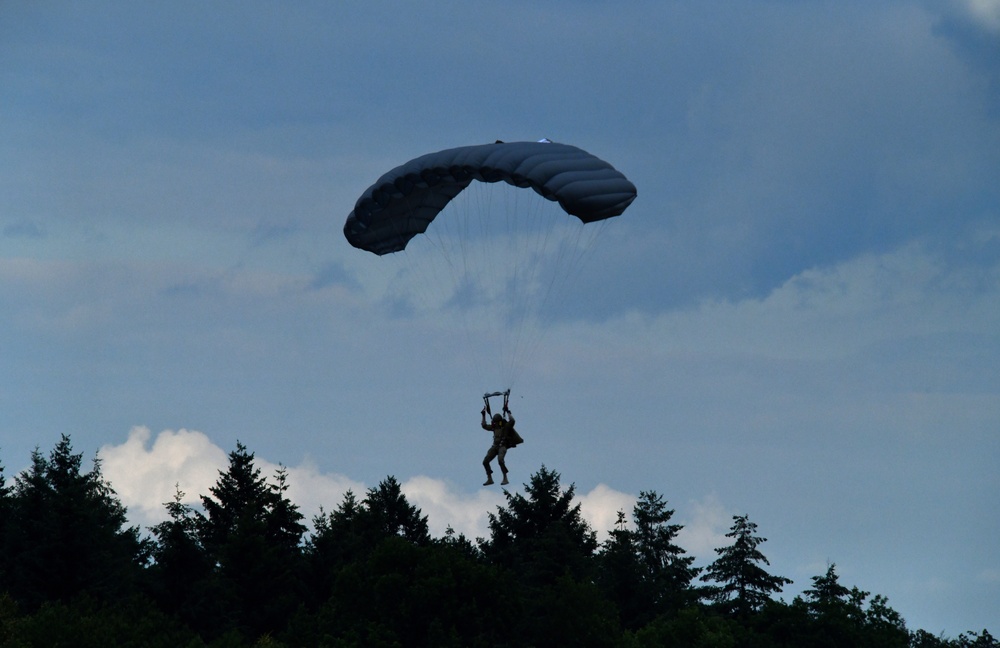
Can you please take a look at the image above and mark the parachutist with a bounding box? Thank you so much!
[481,404,519,486]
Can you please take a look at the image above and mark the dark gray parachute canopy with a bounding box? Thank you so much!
[344,141,637,255]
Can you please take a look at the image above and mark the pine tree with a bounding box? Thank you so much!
[193,441,306,639]
[482,465,597,581]
[599,491,700,628]
[701,514,791,619]
[794,563,866,645]
[306,492,362,564]
[794,563,910,647]
[2,436,149,608]
[295,479,505,647]
[632,491,700,609]
[0,456,9,504]
[481,466,618,646]
[147,486,213,623]
[359,476,431,545]
[303,478,431,617]
[803,563,851,608]
[598,509,645,628]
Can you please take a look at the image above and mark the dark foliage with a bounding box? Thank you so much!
[479,466,618,646]
[0,437,993,647]
[189,442,307,639]
[0,436,150,609]
[598,491,701,629]
[701,514,794,619]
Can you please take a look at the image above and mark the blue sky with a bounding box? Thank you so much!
[2,0,999,636]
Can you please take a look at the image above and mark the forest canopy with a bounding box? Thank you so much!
[0,436,994,647]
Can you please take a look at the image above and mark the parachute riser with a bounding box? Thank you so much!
[483,389,511,417]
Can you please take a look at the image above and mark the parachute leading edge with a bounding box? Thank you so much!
[343,141,637,256]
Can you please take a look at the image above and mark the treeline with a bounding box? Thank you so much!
[0,436,994,647]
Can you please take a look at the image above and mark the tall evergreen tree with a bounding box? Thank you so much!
[599,491,700,629]
[147,486,213,624]
[803,563,851,608]
[359,476,431,545]
[482,466,618,646]
[268,466,308,552]
[304,490,364,600]
[303,479,431,613]
[791,564,909,647]
[482,465,597,581]
[294,478,508,647]
[632,491,700,609]
[194,441,306,639]
[791,563,867,646]
[2,436,149,608]
[598,510,646,628]
[701,514,791,619]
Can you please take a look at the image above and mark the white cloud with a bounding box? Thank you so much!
[401,475,504,540]
[99,426,228,524]
[677,495,731,560]
[271,459,366,527]
[577,483,637,542]
[99,427,366,530]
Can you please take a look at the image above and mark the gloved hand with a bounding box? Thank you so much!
[481,407,486,416]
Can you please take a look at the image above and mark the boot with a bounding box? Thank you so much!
[500,474,509,485]
[483,476,494,486]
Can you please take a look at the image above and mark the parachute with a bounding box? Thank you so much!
[343,140,636,390]
[344,141,637,255]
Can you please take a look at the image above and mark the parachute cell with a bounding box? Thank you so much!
[344,141,637,256]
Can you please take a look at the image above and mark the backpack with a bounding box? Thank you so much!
[505,425,524,448]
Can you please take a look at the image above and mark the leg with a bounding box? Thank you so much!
[483,446,498,485]
[497,446,509,485]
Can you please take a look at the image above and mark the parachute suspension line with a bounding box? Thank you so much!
[507,214,611,388]
[421,188,487,389]
[501,182,550,388]
[343,141,636,405]
[498,183,611,388]
[443,180,613,391]
[469,180,501,390]
[370,179,612,394]
[497,183,519,388]
[483,181,522,390]
[377,193,483,385]
[433,180,506,392]
[470,180,526,390]
[393,223,456,321]
[458,183,486,391]
[432,180,541,392]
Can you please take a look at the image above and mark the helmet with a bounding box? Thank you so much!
[492,413,503,424]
